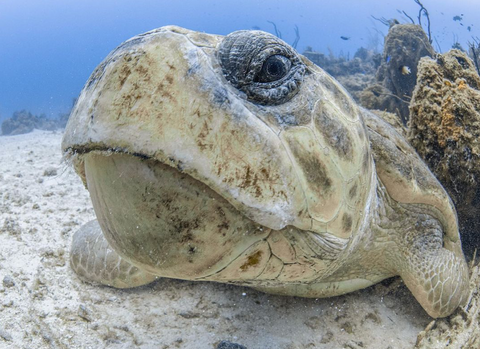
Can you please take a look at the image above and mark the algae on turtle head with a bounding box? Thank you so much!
[62,26,469,319]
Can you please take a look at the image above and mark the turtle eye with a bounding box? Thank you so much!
[255,55,291,83]
[218,30,306,105]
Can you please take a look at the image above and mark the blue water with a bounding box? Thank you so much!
[1,0,478,121]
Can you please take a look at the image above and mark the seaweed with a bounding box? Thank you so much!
[413,0,432,44]
[402,11,415,24]
[434,36,442,52]
[370,16,397,27]
[373,1,432,44]
[267,21,300,49]
[468,37,480,77]
[292,25,300,49]
[267,21,282,39]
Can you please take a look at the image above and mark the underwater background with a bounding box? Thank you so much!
[0,0,480,349]
[1,0,479,122]
[1,1,480,348]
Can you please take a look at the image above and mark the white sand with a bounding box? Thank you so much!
[0,130,431,348]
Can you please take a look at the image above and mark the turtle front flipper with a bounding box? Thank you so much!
[364,109,470,317]
[394,220,469,318]
[70,220,159,288]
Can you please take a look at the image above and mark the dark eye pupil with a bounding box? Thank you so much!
[255,55,291,83]
[267,60,282,76]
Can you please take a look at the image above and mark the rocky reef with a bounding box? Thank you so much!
[401,49,480,349]
[360,24,435,124]
[408,50,480,256]
[325,23,480,259]
[303,48,380,102]
[309,23,480,345]
[1,110,69,136]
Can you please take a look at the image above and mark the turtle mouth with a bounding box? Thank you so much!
[65,146,157,166]
[67,148,271,280]
[64,145,186,188]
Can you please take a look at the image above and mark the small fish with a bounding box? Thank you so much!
[453,15,463,22]
[399,65,411,75]
[340,36,350,41]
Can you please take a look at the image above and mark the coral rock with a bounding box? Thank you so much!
[361,24,435,124]
[408,49,480,255]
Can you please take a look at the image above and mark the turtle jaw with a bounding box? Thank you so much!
[78,150,271,280]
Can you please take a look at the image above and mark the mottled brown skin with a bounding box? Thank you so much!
[63,26,469,318]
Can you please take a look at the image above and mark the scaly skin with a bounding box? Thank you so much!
[372,185,469,318]
[70,220,158,288]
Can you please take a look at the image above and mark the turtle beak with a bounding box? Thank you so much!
[82,151,271,279]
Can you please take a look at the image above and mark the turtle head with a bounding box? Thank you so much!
[62,26,375,280]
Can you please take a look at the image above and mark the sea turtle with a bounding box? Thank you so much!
[62,26,469,318]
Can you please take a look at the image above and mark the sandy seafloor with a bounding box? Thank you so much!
[0,130,435,349]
